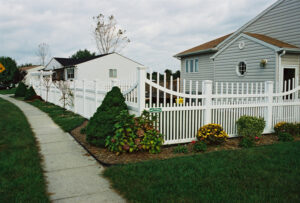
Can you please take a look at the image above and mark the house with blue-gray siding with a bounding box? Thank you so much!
[175,0,300,93]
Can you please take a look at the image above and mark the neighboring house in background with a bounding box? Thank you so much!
[175,0,300,93]
[19,65,44,85]
[44,53,143,82]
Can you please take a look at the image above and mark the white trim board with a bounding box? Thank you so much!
[211,33,281,59]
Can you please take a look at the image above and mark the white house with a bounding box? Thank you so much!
[20,65,44,85]
[44,53,143,83]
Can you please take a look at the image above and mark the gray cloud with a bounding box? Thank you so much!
[0,0,276,72]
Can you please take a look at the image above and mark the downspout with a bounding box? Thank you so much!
[278,50,286,92]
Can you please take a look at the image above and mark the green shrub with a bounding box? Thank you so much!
[277,132,294,142]
[239,137,254,148]
[192,141,207,152]
[80,127,86,134]
[14,82,27,97]
[24,86,37,100]
[105,110,164,155]
[274,122,298,136]
[236,116,265,139]
[86,86,128,147]
[172,145,188,154]
[296,123,300,136]
[197,124,228,145]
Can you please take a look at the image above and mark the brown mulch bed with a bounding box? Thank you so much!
[70,121,300,165]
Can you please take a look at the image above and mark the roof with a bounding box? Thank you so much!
[19,65,40,71]
[174,33,232,57]
[54,53,111,67]
[245,32,298,48]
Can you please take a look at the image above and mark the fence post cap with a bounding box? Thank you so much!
[265,81,274,85]
[202,80,213,84]
[137,66,147,70]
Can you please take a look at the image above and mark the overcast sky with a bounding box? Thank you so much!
[0,0,276,72]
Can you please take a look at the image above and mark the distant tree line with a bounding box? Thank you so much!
[147,69,180,81]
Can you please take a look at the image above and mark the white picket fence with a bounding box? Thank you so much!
[31,67,300,145]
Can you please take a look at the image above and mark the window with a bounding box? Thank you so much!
[185,60,189,72]
[237,61,247,76]
[67,68,74,79]
[109,69,117,78]
[190,60,194,72]
[195,59,199,72]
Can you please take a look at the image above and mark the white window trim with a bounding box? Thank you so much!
[66,67,75,80]
[109,69,117,78]
[185,58,199,73]
[236,61,247,77]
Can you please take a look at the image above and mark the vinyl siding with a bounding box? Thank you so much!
[214,37,276,83]
[244,0,300,47]
[180,53,214,93]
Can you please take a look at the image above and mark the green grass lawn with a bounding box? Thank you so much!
[104,141,300,202]
[0,87,16,95]
[27,100,85,132]
[0,98,49,202]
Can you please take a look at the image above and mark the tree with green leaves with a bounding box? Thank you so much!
[0,57,19,85]
[71,49,96,59]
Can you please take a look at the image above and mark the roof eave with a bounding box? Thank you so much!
[174,48,218,59]
[282,48,300,53]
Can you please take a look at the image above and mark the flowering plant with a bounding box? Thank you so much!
[197,124,228,145]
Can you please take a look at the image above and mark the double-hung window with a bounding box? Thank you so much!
[109,69,117,78]
[67,68,74,79]
[185,59,199,73]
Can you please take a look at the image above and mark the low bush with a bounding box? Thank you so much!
[274,122,298,136]
[236,116,265,139]
[86,86,128,147]
[14,82,27,97]
[24,86,37,100]
[192,141,207,152]
[277,132,294,142]
[105,110,164,155]
[239,137,254,148]
[197,124,228,145]
[172,145,188,154]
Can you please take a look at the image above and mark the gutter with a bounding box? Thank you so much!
[174,48,218,59]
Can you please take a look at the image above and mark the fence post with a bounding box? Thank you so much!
[40,70,43,97]
[137,66,147,116]
[82,80,86,117]
[73,80,77,113]
[202,80,213,125]
[265,81,274,133]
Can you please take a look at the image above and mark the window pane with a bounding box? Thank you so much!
[190,60,193,72]
[186,60,189,72]
[195,59,199,72]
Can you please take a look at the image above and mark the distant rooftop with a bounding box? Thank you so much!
[54,53,111,67]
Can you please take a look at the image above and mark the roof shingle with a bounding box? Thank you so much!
[54,53,111,67]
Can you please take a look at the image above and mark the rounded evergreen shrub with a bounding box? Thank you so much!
[14,82,27,97]
[236,116,265,139]
[24,86,37,100]
[274,122,298,136]
[277,132,294,142]
[86,86,128,147]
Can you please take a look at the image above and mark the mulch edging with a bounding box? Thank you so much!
[70,121,300,166]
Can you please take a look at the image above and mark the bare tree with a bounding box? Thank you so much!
[93,14,130,54]
[36,43,50,66]
[54,81,74,109]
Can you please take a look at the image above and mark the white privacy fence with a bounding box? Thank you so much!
[31,68,300,145]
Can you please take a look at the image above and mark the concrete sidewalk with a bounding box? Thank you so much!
[0,95,125,203]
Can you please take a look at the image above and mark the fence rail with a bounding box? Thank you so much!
[31,68,300,145]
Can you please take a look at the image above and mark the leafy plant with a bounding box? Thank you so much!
[274,122,298,136]
[277,132,294,142]
[24,86,37,100]
[105,110,164,155]
[192,141,207,152]
[80,127,87,134]
[14,82,27,97]
[236,116,265,139]
[197,124,228,145]
[172,145,188,154]
[86,86,128,147]
[239,137,254,148]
